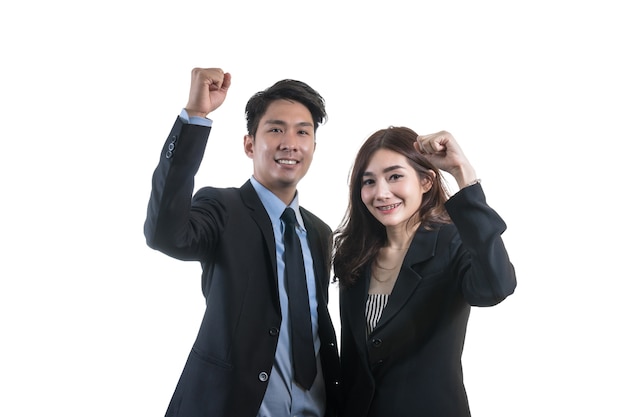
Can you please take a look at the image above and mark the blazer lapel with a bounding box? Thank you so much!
[240,180,281,309]
[343,273,369,348]
[371,225,440,333]
[300,211,329,304]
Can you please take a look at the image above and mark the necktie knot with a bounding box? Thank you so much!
[281,207,297,226]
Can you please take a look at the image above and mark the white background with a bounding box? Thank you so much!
[1,0,625,415]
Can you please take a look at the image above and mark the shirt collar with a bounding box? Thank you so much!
[249,176,305,230]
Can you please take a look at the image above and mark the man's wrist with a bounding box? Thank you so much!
[180,108,212,127]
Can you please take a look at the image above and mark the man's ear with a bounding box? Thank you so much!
[244,134,254,158]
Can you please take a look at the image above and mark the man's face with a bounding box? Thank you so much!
[244,99,316,204]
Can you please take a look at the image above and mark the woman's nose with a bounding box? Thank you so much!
[374,183,391,199]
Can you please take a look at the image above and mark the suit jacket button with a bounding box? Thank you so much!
[372,338,382,347]
[269,327,279,337]
[258,372,269,382]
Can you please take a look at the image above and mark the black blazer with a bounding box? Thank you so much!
[339,184,516,417]
[144,118,340,417]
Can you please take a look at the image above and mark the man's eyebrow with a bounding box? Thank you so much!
[264,119,286,126]
[264,119,314,127]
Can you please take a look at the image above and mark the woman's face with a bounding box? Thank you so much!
[360,148,432,230]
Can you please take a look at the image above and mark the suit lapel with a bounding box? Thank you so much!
[343,272,369,349]
[372,266,421,332]
[240,180,281,308]
[300,210,329,304]
[371,225,441,334]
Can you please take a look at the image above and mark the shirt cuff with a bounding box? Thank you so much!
[179,108,213,127]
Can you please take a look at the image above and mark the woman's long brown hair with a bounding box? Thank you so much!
[332,126,452,287]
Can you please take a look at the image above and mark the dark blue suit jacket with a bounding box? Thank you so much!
[339,184,516,417]
[144,118,340,417]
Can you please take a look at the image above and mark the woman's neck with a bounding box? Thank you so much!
[384,222,419,250]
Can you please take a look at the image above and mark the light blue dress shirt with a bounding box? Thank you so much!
[250,177,325,417]
[180,108,213,127]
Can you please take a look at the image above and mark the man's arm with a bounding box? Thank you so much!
[143,67,231,259]
[144,118,211,258]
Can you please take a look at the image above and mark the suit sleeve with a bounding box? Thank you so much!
[445,184,517,306]
[143,116,217,261]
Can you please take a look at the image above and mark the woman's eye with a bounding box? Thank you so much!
[389,174,402,181]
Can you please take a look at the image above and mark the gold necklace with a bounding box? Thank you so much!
[372,259,401,283]
[372,273,393,283]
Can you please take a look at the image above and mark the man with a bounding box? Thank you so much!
[144,67,340,417]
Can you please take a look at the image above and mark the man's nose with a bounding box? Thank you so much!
[280,130,298,150]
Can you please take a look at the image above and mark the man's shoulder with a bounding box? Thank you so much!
[299,207,331,232]
[192,185,246,205]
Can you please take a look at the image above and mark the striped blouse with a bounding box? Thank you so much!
[365,293,389,336]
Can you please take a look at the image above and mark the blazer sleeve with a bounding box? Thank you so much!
[445,183,517,306]
[144,116,217,261]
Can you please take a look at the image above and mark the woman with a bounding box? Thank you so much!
[333,127,516,416]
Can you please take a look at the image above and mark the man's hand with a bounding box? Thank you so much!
[185,68,232,118]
